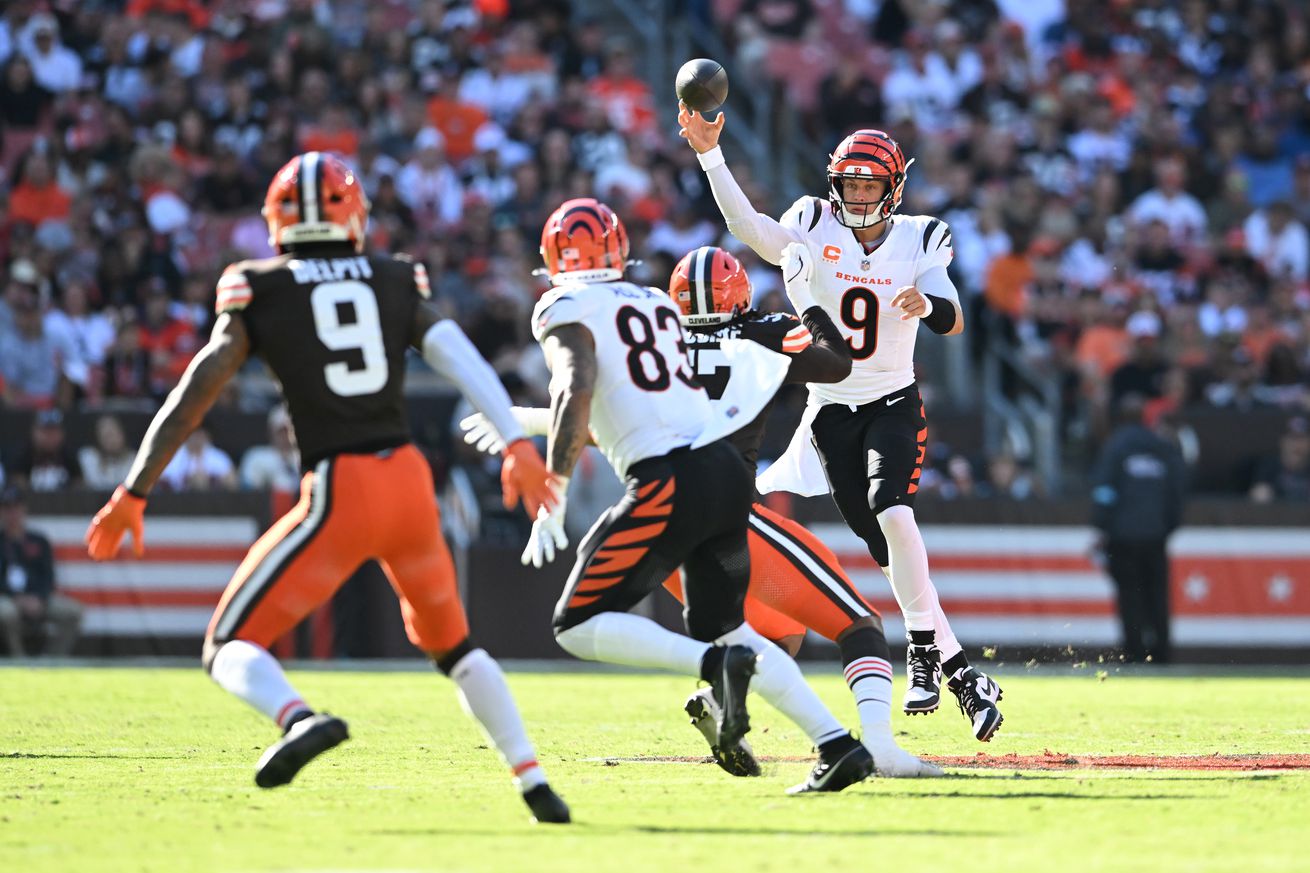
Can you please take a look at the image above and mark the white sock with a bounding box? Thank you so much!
[931,588,963,662]
[877,505,936,631]
[556,613,709,675]
[448,648,546,791]
[209,640,310,730]
[843,656,894,740]
[716,623,847,747]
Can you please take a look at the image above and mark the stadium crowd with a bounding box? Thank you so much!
[0,0,1307,502]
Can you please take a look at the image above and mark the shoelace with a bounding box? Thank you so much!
[908,648,937,689]
[954,674,987,719]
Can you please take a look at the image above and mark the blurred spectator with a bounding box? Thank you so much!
[78,414,135,491]
[397,127,464,229]
[0,54,54,143]
[0,295,72,409]
[0,487,83,656]
[1249,417,1310,503]
[20,13,82,95]
[1091,396,1186,665]
[6,410,81,492]
[101,318,152,401]
[158,427,236,492]
[1110,312,1167,410]
[8,150,72,229]
[817,56,885,145]
[1242,200,1308,282]
[239,405,300,493]
[980,452,1041,500]
[138,286,200,396]
[1127,155,1207,247]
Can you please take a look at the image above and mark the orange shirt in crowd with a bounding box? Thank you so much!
[299,127,361,161]
[8,181,72,226]
[587,76,656,134]
[425,97,488,164]
[1075,323,1130,379]
[983,252,1033,320]
[1242,326,1290,368]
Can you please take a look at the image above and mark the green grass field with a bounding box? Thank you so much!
[2,664,1307,872]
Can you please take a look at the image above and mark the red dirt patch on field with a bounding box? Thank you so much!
[927,751,1310,771]
[593,752,1310,771]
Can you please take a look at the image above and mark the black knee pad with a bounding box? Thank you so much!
[685,609,741,643]
[837,624,891,666]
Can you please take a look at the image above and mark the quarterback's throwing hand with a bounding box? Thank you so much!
[891,285,931,321]
[678,101,724,154]
[521,484,569,568]
[85,486,146,561]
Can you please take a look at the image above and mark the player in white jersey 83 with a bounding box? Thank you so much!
[524,197,875,794]
[679,106,1004,742]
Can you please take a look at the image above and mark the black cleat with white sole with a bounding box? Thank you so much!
[685,687,761,777]
[786,733,874,795]
[947,666,1004,742]
[706,644,757,751]
[522,783,571,824]
[254,713,349,788]
[903,644,942,715]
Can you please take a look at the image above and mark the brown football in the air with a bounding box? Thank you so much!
[676,58,729,114]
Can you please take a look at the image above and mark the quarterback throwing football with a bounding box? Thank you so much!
[679,106,1004,741]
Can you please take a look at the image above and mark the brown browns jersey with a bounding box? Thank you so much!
[684,311,811,466]
[214,244,431,469]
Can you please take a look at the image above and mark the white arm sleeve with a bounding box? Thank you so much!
[422,320,526,447]
[699,147,802,265]
[916,265,961,308]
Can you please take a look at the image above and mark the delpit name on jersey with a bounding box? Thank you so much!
[289,256,374,285]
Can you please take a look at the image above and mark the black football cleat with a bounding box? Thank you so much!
[947,666,1004,742]
[254,713,349,788]
[706,644,757,751]
[903,644,942,715]
[522,783,571,824]
[685,687,761,777]
[787,733,874,795]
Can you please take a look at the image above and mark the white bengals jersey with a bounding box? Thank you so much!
[532,281,713,477]
[779,197,953,405]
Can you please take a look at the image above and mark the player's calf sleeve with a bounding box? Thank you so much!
[876,505,936,631]
[838,626,894,738]
[556,613,710,676]
[208,640,311,731]
[443,647,546,791]
[715,623,847,747]
[882,565,965,663]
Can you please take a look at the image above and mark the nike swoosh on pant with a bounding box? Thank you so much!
[886,397,904,406]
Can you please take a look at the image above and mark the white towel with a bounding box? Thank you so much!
[756,397,831,497]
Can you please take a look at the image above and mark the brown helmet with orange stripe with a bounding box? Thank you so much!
[826,129,914,230]
[667,246,751,326]
[539,198,630,285]
[262,152,370,253]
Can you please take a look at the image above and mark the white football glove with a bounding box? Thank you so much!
[460,407,552,456]
[780,242,817,312]
[521,477,570,568]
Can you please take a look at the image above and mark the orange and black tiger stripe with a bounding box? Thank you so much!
[565,476,675,610]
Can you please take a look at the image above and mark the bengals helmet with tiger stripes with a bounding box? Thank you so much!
[263,152,370,252]
[668,246,751,326]
[539,198,630,284]
[826,129,914,229]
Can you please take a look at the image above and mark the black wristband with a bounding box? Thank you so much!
[921,294,957,334]
[126,485,148,500]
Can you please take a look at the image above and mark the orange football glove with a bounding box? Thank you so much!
[500,438,560,518]
[85,486,147,561]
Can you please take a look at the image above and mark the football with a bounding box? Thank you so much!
[676,58,729,114]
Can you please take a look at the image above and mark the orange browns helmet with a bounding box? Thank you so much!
[263,152,369,252]
[826,129,914,230]
[668,246,751,326]
[539,198,630,284]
